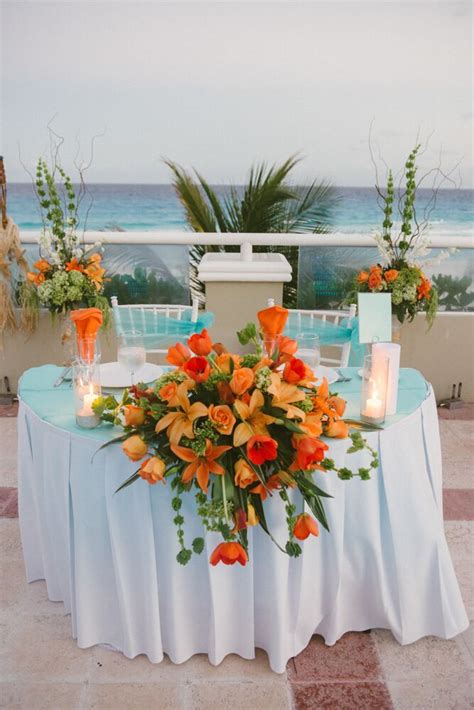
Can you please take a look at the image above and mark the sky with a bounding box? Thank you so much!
[1,0,472,186]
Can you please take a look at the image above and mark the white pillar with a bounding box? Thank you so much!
[198,252,292,351]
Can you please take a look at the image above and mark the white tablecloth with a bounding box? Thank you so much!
[18,387,468,673]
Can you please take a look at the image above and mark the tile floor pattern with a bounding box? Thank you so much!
[0,408,472,709]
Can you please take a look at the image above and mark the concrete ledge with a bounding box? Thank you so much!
[198,253,292,282]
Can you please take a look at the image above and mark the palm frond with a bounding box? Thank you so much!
[284,181,338,233]
[164,160,219,233]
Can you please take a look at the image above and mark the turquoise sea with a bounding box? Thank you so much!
[8,183,474,236]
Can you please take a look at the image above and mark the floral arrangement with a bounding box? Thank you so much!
[21,158,109,319]
[95,306,377,567]
[350,144,440,326]
[354,263,437,326]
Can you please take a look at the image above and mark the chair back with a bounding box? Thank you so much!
[267,300,357,368]
[111,297,200,355]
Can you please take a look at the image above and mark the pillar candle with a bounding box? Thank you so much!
[372,342,400,416]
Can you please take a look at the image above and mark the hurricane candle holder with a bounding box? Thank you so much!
[360,354,389,425]
[73,359,101,429]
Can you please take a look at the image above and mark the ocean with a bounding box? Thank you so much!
[8,183,474,236]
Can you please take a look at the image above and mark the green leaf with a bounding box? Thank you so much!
[236,322,257,345]
[115,471,141,494]
[176,549,192,565]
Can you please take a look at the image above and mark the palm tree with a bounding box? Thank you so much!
[165,156,337,307]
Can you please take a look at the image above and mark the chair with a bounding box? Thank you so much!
[111,296,200,355]
[267,299,357,368]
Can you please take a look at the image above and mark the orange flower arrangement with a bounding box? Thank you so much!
[99,306,377,567]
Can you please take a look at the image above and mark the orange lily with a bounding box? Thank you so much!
[171,439,232,493]
[267,372,306,419]
[65,258,84,272]
[233,389,276,446]
[154,381,208,444]
[34,258,52,273]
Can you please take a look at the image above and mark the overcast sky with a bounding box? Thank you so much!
[1,1,472,186]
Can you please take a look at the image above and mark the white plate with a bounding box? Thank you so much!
[314,365,339,385]
[99,362,163,388]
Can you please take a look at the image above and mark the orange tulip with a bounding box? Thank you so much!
[123,404,146,427]
[247,435,278,465]
[278,335,298,356]
[257,304,289,337]
[357,271,369,284]
[234,458,258,488]
[384,269,399,283]
[283,357,314,385]
[293,513,319,540]
[210,541,248,566]
[209,404,236,436]
[188,329,213,356]
[139,456,166,484]
[171,440,231,493]
[229,367,254,395]
[290,436,328,471]
[166,341,191,367]
[214,352,242,374]
[122,435,148,461]
[183,356,211,383]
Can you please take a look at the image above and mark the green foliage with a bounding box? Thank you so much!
[165,156,337,306]
[432,274,474,312]
[103,267,187,305]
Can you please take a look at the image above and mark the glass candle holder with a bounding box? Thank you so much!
[73,359,102,429]
[295,333,321,370]
[75,336,101,365]
[360,354,389,425]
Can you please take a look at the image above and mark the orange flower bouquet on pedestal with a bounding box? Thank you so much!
[96,306,378,567]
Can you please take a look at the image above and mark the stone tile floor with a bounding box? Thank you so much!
[0,407,472,709]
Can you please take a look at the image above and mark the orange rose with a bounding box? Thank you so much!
[214,352,242,374]
[122,434,147,461]
[357,271,369,284]
[123,404,146,427]
[210,541,248,566]
[368,269,383,290]
[166,342,191,367]
[230,367,254,395]
[188,328,213,356]
[293,513,319,540]
[139,456,166,484]
[234,458,258,488]
[257,304,289,337]
[159,381,179,405]
[209,404,236,436]
[384,269,399,283]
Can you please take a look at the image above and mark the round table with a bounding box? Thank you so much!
[17,365,468,673]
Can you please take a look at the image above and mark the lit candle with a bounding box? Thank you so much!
[363,387,384,419]
[82,391,98,416]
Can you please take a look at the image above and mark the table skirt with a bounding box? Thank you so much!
[17,388,468,673]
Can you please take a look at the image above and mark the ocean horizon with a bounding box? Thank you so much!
[9,183,474,237]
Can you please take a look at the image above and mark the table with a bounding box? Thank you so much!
[17,366,468,673]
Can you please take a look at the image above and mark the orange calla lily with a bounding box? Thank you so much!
[257,304,288,337]
[154,381,208,444]
[171,439,232,493]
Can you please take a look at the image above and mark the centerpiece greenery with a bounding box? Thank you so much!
[95,306,377,567]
